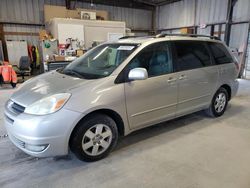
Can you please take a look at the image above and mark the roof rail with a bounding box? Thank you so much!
[155,33,221,40]
[119,36,141,40]
[119,35,154,40]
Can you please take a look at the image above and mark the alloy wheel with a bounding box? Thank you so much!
[214,93,226,113]
[82,124,113,156]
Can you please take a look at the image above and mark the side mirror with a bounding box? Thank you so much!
[128,68,148,81]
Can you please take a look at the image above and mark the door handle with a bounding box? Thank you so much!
[167,77,177,83]
[179,75,187,80]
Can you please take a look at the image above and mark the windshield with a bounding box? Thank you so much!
[61,43,138,79]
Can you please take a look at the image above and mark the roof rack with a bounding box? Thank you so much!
[155,33,221,40]
[119,36,142,40]
[119,35,154,40]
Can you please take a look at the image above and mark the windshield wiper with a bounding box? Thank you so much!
[63,69,85,79]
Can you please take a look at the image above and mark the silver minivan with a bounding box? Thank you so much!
[4,34,239,161]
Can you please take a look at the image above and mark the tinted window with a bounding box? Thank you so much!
[208,42,233,64]
[174,41,211,71]
[128,42,173,77]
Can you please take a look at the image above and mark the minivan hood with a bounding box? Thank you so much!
[11,71,92,107]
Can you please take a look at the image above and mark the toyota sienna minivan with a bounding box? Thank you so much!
[4,34,239,162]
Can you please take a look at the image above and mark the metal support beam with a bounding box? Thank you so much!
[210,25,214,36]
[157,0,181,6]
[0,24,8,61]
[194,26,198,34]
[194,0,197,30]
[224,0,238,45]
[3,32,39,36]
[218,24,222,39]
[134,0,157,6]
[239,21,250,78]
[151,6,157,34]
[0,22,44,27]
[66,0,71,9]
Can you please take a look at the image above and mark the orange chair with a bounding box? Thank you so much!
[0,61,17,88]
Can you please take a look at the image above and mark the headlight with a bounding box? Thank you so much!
[24,93,71,115]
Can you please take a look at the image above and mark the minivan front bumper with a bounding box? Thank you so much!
[4,101,82,157]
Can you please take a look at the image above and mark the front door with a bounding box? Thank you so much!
[124,41,178,129]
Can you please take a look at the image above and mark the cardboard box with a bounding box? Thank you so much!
[54,55,65,61]
[44,5,67,23]
[180,28,193,34]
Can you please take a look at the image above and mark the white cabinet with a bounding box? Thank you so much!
[48,18,126,49]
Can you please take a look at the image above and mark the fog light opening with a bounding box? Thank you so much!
[25,143,48,152]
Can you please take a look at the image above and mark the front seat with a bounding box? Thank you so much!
[148,52,169,76]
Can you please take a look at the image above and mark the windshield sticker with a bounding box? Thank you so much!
[103,71,109,75]
[117,46,135,51]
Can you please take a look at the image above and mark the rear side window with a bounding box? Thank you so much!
[174,41,211,71]
[208,42,233,64]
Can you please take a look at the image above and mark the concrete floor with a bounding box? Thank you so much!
[0,80,250,188]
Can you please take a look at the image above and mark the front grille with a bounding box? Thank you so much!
[11,102,25,114]
[6,100,25,115]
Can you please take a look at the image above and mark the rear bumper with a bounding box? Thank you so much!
[4,103,82,157]
[231,79,239,99]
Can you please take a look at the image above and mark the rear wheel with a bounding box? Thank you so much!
[70,114,118,162]
[206,87,229,117]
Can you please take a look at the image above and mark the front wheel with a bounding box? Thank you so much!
[205,87,229,117]
[70,114,118,162]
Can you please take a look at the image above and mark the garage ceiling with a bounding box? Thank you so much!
[67,0,182,10]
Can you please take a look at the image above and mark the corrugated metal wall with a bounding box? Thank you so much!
[158,0,250,49]
[4,25,43,46]
[158,0,195,30]
[158,0,229,30]
[0,0,152,29]
[0,0,152,45]
[0,0,65,24]
[195,0,228,25]
[233,0,250,22]
[230,23,249,49]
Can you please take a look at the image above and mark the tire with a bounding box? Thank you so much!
[70,113,118,162]
[206,87,229,117]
